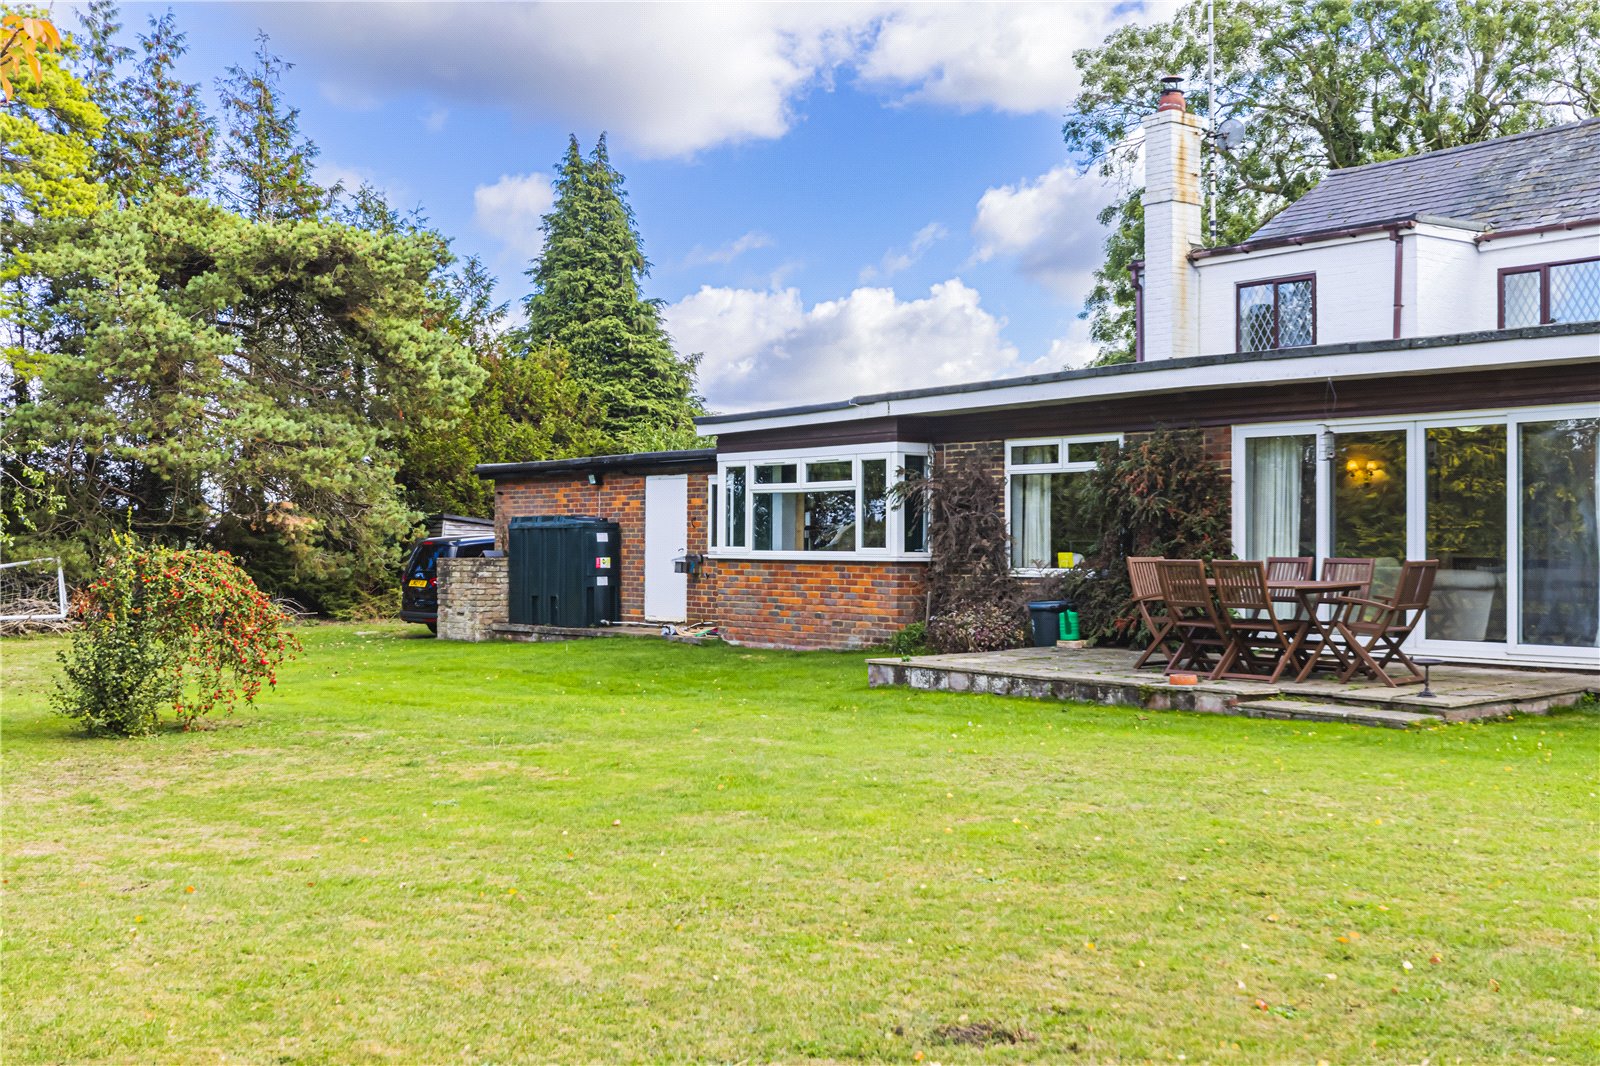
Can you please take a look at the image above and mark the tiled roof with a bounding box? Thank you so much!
[1250,118,1600,240]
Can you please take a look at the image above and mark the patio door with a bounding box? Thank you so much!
[1235,405,1600,668]
[1330,428,1407,596]
[1422,424,1507,646]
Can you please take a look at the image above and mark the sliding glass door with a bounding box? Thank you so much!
[1426,425,1507,643]
[1332,430,1407,596]
[1235,406,1600,666]
[1518,418,1599,649]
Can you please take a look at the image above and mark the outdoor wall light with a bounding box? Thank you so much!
[587,471,602,486]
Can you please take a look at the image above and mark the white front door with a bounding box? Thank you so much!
[644,474,689,622]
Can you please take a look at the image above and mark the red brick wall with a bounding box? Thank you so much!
[494,470,713,624]
[694,559,927,649]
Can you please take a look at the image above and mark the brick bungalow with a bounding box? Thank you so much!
[466,87,1599,667]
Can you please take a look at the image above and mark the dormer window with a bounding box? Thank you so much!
[1237,274,1315,352]
[1499,257,1600,328]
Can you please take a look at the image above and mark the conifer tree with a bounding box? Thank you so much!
[215,32,324,221]
[522,134,701,452]
[91,8,213,202]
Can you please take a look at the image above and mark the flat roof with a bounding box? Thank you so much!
[475,448,717,480]
[696,321,1600,431]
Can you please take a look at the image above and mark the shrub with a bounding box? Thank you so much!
[1064,428,1231,645]
[886,620,930,656]
[926,603,1028,654]
[53,536,300,735]
[896,452,1032,654]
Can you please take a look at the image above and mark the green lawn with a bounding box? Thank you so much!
[3,624,1597,1063]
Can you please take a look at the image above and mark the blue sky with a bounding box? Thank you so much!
[109,2,1165,413]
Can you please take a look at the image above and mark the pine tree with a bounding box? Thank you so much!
[522,134,701,452]
[215,32,323,221]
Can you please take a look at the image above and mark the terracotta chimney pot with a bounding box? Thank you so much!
[1157,75,1187,113]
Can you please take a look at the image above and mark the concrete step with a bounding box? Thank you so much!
[1234,699,1443,729]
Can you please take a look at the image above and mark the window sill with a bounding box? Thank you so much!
[707,550,932,565]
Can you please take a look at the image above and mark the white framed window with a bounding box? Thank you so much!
[1005,434,1120,572]
[707,473,721,549]
[712,442,933,561]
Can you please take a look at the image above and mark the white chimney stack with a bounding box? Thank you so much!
[1141,77,1204,361]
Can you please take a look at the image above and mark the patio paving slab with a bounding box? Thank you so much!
[866,645,1598,724]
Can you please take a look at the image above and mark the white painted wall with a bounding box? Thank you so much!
[1193,235,1395,354]
[1406,226,1480,336]
[1185,222,1600,358]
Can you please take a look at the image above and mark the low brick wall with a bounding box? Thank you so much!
[437,556,507,642]
[695,559,927,650]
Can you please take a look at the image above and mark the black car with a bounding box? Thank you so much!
[400,535,496,632]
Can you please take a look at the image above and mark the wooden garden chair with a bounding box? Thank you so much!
[1327,560,1440,686]
[1155,559,1229,675]
[1292,556,1379,677]
[1265,555,1314,616]
[1212,560,1304,683]
[1127,556,1176,669]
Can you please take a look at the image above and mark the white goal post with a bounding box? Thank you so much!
[0,556,69,623]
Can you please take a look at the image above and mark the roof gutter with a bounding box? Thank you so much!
[475,448,717,480]
[1475,216,1600,244]
[1191,216,1444,260]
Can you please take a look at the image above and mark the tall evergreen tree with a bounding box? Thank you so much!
[214,32,323,221]
[91,8,213,202]
[521,134,701,452]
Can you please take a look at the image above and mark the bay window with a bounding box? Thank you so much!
[715,444,932,559]
[1006,436,1118,571]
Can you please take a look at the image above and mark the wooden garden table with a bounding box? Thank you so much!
[1201,576,1365,683]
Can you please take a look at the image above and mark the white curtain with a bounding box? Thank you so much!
[1011,475,1053,567]
[1247,437,1303,559]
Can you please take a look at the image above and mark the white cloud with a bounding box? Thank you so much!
[472,172,555,255]
[666,278,1055,413]
[684,231,775,266]
[247,2,1168,158]
[421,105,449,133]
[858,3,1137,114]
[1044,320,1100,370]
[971,164,1118,299]
[860,221,948,282]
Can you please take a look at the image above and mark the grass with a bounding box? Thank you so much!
[3,623,1597,1063]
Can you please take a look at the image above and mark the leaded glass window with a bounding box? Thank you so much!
[1501,269,1541,327]
[1501,258,1600,328]
[1237,276,1315,351]
[1550,260,1600,324]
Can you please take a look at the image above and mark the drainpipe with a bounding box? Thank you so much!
[1130,260,1145,361]
[1390,226,1404,339]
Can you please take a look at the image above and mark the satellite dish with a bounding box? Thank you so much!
[1216,117,1247,153]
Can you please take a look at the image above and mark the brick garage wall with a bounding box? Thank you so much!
[493,469,713,624]
[437,556,507,641]
[695,559,927,649]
